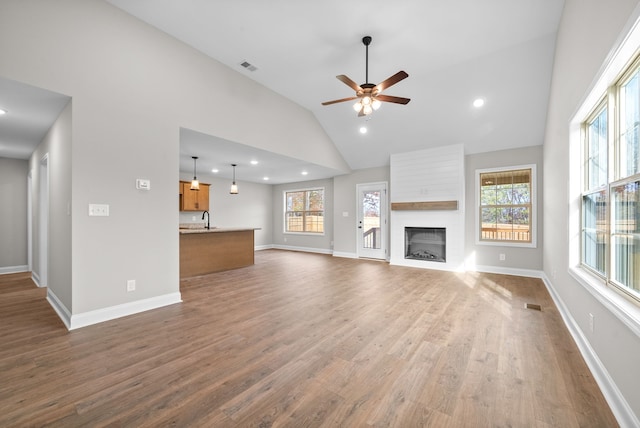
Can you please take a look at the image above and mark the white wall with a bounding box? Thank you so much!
[465,145,543,273]
[0,0,348,322]
[544,0,640,424]
[0,158,29,273]
[178,173,273,248]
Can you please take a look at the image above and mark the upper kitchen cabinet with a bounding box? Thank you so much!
[179,181,210,211]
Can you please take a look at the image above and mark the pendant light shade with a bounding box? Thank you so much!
[230,164,238,194]
[190,156,200,190]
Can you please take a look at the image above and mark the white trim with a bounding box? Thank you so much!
[31,271,42,287]
[475,164,537,249]
[54,292,183,330]
[542,275,640,428]
[332,251,358,259]
[472,265,543,279]
[254,244,273,251]
[282,186,326,235]
[356,181,388,260]
[0,265,29,275]
[46,288,71,329]
[569,266,640,339]
[271,244,332,255]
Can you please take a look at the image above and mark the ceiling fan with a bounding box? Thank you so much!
[322,36,410,116]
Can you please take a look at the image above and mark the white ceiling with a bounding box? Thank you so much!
[0,1,565,184]
[0,78,70,159]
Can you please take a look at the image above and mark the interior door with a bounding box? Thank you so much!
[356,182,387,259]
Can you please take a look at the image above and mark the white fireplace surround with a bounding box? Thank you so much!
[390,145,465,271]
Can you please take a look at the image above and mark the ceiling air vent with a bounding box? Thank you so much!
[239,60,258,72]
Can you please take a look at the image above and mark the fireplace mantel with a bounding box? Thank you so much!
[391,200,458,211]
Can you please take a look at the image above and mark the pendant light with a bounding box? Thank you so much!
[230,164,238,194]
[190,156,200,190]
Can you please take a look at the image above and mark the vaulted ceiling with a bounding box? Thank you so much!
[0,1,565,184]
[106,0,564,179]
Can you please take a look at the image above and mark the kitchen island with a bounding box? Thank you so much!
[179,227,257,278]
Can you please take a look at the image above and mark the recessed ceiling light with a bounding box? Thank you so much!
[263,176,269,181]
[301,171,308,176]
[473,98,485,108]
[211,168,219,173]
[250,160,259,165]
[0,109,7,115]
[359,126,367,134]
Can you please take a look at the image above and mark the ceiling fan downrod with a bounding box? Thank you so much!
[363,36,372,84]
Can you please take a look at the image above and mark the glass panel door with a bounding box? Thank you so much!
[356,182,387,259]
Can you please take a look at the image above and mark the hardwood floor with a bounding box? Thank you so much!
[0,250,617,427]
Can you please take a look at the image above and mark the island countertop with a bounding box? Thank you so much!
[178,226,259,235]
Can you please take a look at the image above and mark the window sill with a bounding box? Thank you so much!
[476,239,537,248]
[569,266,640,338]
[283,232,325,236]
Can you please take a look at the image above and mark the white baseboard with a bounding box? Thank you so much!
[472,265,544,278]
[255,244,274,251]
[47,289,72,329]
[271,244,332,255]
[542,275,639,428]
[332,251,358,259]
[47,291,182,331]
[31,271,42,287]
[0,265,28,275]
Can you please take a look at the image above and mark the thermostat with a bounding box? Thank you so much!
[136,179,151,190]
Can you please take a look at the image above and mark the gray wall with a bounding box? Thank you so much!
[544,0,640,422]
[178,173,273,248]
[0,157,28,272]
[29,101,73,310]
[333,166,389,257]
[0,0,348,316]
[465,145,543,271]
[272,178,334,252]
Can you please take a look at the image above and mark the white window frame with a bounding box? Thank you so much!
[569,11,640,333]
[283,187,325,236]
[475,164,537,248]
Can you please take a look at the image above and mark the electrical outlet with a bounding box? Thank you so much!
[499,253,506,261]
[589,313,594,332]
[127,279,136,292]
[192,216,196,221]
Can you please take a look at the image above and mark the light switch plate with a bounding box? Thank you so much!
[88,204,109,216]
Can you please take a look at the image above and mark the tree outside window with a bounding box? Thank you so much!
[478,167,534,244]
[285,188,324,233]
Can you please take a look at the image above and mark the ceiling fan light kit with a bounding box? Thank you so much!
[322,36,410,116]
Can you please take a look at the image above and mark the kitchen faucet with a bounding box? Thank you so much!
[202,210,210,230]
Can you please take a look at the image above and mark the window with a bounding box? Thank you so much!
[579,56,640,301]
[477,165,536,246]
[284,188,324,234]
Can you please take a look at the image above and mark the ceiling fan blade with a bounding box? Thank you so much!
[322,96,358,106]
[375,71,409,93]
[336,75,362,92]
[376,94,411,105]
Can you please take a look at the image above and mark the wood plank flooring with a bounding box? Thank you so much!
[0,250,618,427]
